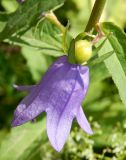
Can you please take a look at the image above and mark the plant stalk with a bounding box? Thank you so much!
[85,0,107,32]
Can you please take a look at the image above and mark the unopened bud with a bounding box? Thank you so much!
[75,40,92,64]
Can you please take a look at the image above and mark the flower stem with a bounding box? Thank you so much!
[85,0,107,32]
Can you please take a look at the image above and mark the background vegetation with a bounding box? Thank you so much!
[0,0,126,159]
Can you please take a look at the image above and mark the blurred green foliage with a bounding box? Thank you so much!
[0,0,126,160]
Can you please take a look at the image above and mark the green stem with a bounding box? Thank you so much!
[85,0,107,32]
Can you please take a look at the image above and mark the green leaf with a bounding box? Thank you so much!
[0,0,65,41]
[0,12,10,22]
[0,129,8,146]
[88,38,110,83]
[84,81,105,104]
[1,0,18,12]
[7,19,66,57]
[99,22,126,106]
[0,12,9,32]
[90,62,110,83]
[0,120,47,160]
[22,46,53,81]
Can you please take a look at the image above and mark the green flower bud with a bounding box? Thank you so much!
[75,40,92,64]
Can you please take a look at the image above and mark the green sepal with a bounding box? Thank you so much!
[88,50,114,66]
[67,39,76,64]
[75,32,93,41]
[93,38,107,55]
[88,37,113,66]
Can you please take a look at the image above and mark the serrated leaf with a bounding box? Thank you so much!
[6,15,70,57]
[8,19,66,56]
[0,0,65,41]
[0,120,47,160]
[99,22,126,106]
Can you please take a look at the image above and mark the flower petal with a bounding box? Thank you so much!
[12,56,68,127]
[39,56,67,85]
[46,65,91,151]
[78,66,89,96]
[46,66,78,151]
[11,85,44,127]
[76,106,93,134]
[47,110,74,152]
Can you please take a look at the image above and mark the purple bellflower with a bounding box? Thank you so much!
[12,56,93,152]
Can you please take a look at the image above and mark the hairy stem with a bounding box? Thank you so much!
[85,0,107,32]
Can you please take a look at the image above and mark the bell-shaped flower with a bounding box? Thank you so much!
[12,56,93,151]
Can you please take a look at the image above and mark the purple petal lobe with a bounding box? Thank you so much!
[12,56,68,127]
[46,66,77,151]
[76,106,93,134]
[11,85,44,127]
[47,110,74,152]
